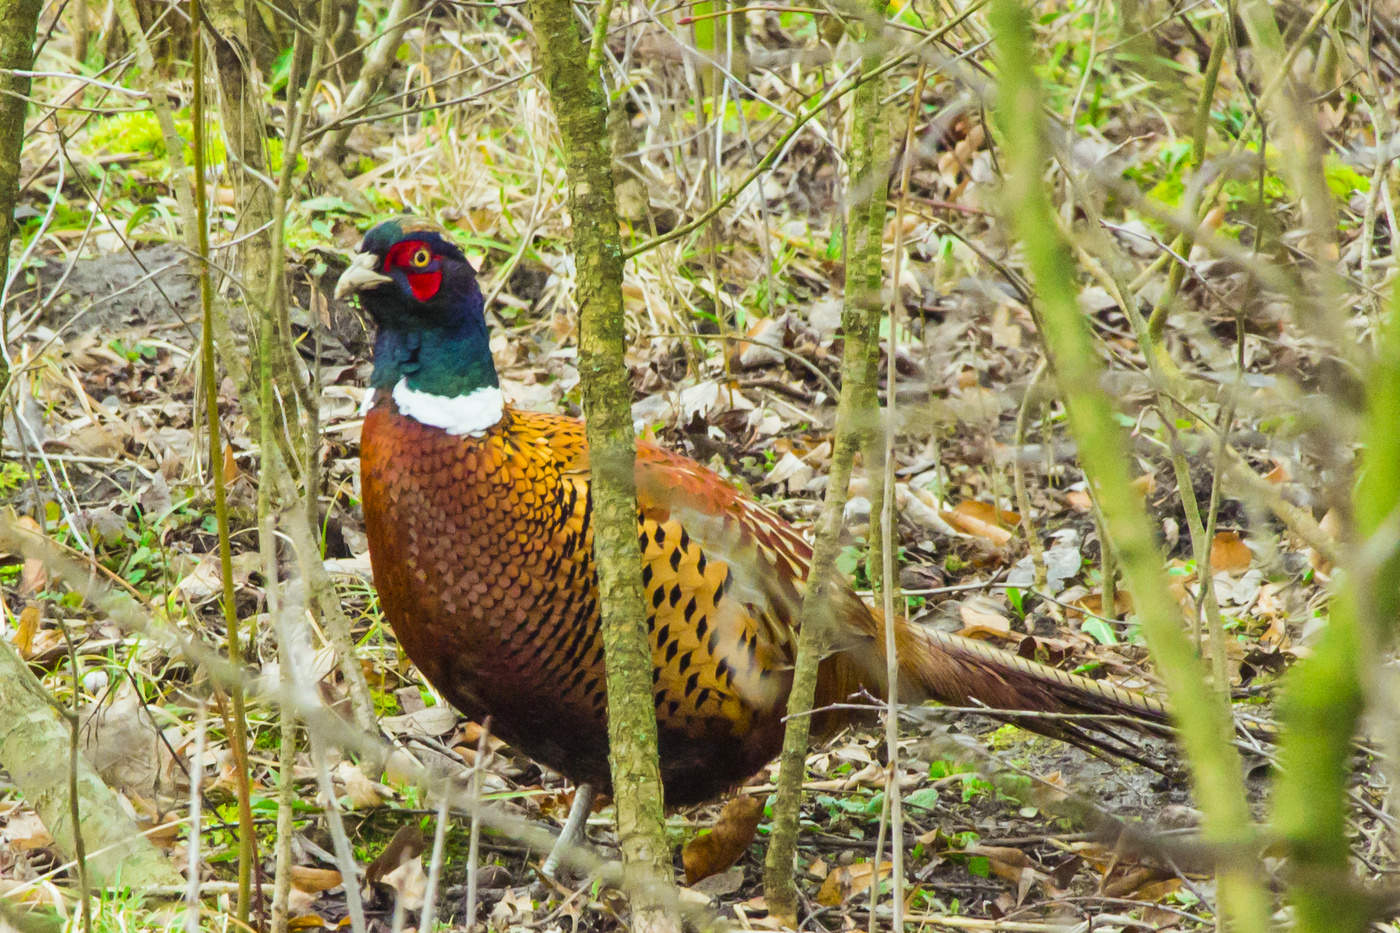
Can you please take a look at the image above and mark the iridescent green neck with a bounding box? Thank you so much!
[370,312,497,397]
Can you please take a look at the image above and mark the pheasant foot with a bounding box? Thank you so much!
[541,782,595,879]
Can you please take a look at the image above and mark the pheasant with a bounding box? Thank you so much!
[336,216,1171,862]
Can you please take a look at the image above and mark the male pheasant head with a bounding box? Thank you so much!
[337,216,502,435]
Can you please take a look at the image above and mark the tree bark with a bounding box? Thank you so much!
[0,0,42,387]
[527,2,680,931]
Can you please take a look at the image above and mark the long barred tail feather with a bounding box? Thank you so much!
[825,595,1176,770]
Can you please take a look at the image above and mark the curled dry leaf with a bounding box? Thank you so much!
[965,844,1033,883]
[175,551,259,602]
[452,719,504,753]
[765,451,813,491]
[381,703,458,738]
[380,855,428,912]
[691,866,746,898]
[334,760,390,809]
[1310,509,1341,579]
[290,865,343,894]
[284,901,323,925]
[942,500,1016,545]
[1133,877,1184,902]
[988,303,1023,348]
[144,813,184,849]
[957,598,1012,640]
[816,860,892,907]
[1102,864,1173,898]
[221,442,242,485]
[895,484,959,536]
[1066,839,1163,896]
[1073,588,1133,620]
[735,317,785,369]
[683,795,763,884]
[490,886,539,929]
[1065,488,1094,512]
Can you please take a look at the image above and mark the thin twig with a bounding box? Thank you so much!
[184,700,208,933]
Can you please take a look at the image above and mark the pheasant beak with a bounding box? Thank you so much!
[335,250,392,299]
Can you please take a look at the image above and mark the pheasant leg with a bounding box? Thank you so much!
[541,782,595,879]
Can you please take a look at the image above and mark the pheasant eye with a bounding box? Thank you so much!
[411,247,431,268]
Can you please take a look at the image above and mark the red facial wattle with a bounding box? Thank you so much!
[406,270,442,301]
[382,239,444,302]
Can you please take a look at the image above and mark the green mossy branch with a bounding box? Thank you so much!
[988,3,1270,932]
[762,3,888,920]
[1267,278,1400,933]
[0,635,182,890]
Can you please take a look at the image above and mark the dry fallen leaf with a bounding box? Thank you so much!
[1133,877,1184,901]
[1074,588,1133,619]
[381,703,458,738]
[988,304,1023,348]
[80,684,178,800]
[1102,864,1167,897]
[489,886,538,929]
[291,865,343,894]
[683,796,763,883]
[735,317,785,369]
[14,603,40,658]
[334,760,389,809]
[965,844,1033,884]
[19,555,47,598]
[690,865,746,898]
[380,856,428,911]
[175,551,259,602]
[144,813,184,849]
[816,860,892,907]
[1211,531,1252,573]
[455,719,494,747]
[222,442,242,485]
[366,823,425,889]
[942,500,1016,545]
[765,452,813,490]
[2,809,54,851]
[1065,489,1094,512]
[957,599,1012,640]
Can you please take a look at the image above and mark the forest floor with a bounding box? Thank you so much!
[3,2,1397,932]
